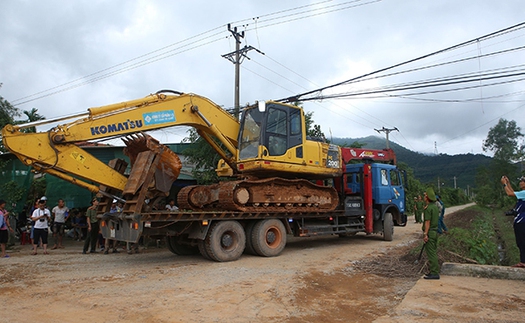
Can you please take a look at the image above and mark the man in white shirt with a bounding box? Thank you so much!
[165,199,179,212]
[31,200,51,255]
[51,198,69,249]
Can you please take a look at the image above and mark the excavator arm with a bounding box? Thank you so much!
[1,91,240,197]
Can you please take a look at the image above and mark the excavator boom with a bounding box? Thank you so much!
[2,92,240,197]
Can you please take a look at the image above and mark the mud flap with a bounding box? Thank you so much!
[187,221,212,240]
[100,214,143,243]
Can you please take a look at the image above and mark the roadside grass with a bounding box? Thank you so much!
[493,210,520,266]
[439,205,499,265]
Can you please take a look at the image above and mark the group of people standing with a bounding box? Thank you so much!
[413,194,448,234]
[28,196,70,255]
[82,198,126,255]
[414,175,525,279]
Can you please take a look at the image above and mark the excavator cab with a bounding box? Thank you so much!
[235,101,342,179]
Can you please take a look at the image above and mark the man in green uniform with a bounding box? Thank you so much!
[423,188,440,280]
[414,195,424,223]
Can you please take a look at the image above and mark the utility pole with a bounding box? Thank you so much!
[222,24,263,118]
[375,127,399,149]
[453,176,457,189]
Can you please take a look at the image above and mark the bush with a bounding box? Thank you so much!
[493,210,520,266]
[440,206,499,265]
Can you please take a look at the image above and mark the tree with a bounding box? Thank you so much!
[19,108,45,133]
[397,161,425,213]
[482,118,523,162]
[0,96,20,153]
[181,129,223,185]
[476,118,522,206]
[304,111,327,142]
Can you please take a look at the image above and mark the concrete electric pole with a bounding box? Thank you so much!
[374,127,399,149]
[222,24,263,118]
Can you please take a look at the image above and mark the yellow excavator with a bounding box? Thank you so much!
[2,90,342,215]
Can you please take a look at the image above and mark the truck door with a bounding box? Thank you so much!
[373,168,391,204]
[388,169,405,213]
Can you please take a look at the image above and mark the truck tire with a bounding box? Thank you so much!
[338,232,357,238]
[244,221,257,255]
[198,240,212,260]
[205,220,246,262]
[166,236,199,256]
[251,219,286,257]
[394,213,408,227]
[383,212,394,241]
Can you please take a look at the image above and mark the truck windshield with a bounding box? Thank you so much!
[239,108,263,160]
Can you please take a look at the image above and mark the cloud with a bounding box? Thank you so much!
[1,0,524,156]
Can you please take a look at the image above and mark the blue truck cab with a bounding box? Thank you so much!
[345,162,407,229]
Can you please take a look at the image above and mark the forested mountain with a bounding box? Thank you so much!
[332,136,492,190]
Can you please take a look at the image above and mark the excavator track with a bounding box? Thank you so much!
[178,178,339,212]
[177,184,220,210]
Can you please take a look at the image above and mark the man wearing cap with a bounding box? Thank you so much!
[422,187,440,279]
[501,175,525,268]
[83,199,99,254]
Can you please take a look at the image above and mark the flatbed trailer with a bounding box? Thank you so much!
[99,203,392,262]
[99,153,407,262]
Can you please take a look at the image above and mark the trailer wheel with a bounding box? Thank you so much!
[198,240,212,260]
[166,236,199,256]
[244,221,257,255]
[383,212,394,241]
[205,220,246,262]
[252,219,286,257]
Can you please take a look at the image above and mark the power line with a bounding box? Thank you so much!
[12,0,378,107]
[11,26,227,105]
[278,21,525,103]
[12,36,226,106]
[307,69,525,100]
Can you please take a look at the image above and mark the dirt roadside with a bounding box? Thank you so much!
[1,203,524,323]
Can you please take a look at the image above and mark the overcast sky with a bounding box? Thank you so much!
[1,0,524,156]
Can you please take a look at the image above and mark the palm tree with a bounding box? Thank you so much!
[20,108,45,133]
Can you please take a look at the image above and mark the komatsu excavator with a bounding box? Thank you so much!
[3,90,407,262]
[2,90,341,215]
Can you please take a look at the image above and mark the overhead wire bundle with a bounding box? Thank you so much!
[11,0,380,107]
[277,21,525,103]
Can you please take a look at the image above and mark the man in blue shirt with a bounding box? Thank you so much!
[501,175,525,268]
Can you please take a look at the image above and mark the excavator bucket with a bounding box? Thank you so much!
[122,133,182,197]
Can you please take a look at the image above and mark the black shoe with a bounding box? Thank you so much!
[89,250,97,254]
[112,249,119,253]
[424,274,440,280]
[82,251,87,254]
[103,250,109,255]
